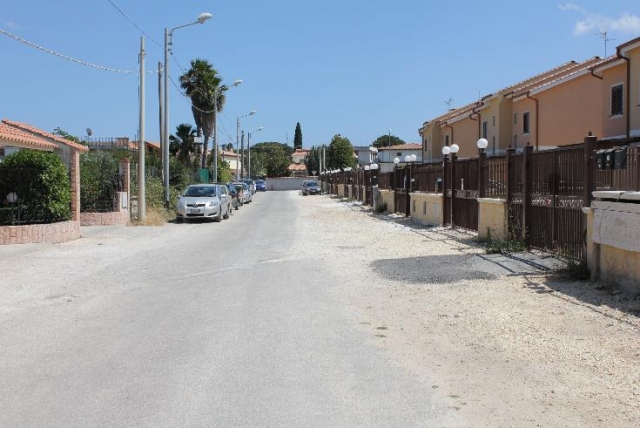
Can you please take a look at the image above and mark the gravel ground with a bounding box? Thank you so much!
[296,195,640,427]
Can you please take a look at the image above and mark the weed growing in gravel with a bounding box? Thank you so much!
[374,201,388,214]
[479,229,526,255]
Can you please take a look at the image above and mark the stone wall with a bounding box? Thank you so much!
[0,220,81,245]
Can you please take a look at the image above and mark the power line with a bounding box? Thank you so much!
[105,0,162,49]
[0,28,134,74]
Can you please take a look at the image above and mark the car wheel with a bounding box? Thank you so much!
[223,204,230,219]
[176,217,183,223]
[214,208,222,222]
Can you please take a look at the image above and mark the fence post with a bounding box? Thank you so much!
[478,148,486,198]
[522,144,533,245]
[405,164,411,217]
[584,133,597,208]
[442,155,449,225]
[506,147,514,240]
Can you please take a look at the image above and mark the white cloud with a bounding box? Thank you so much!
[559,4,640,36]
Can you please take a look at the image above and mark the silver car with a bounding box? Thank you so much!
[233,182,252,204]
[176,183,231,223]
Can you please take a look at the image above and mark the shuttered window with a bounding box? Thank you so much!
[611,84,624,116]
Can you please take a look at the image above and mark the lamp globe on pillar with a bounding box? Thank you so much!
[442,145,451,157]
[450,143,459,155]
[477,138,488,152]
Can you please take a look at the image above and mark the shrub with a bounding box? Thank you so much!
[0,150,71,223]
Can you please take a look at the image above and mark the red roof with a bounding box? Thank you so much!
[2,119,88,152]
[0,122,59,151]
[288,163,307,171]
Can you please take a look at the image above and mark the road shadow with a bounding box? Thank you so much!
[337,198,640,319]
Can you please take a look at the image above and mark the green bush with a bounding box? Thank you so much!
[0,150,71,222]
[80,151,120,211]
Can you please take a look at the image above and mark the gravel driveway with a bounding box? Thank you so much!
[297,196,640,427]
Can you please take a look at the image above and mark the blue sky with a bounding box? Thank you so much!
[2,1,640,149]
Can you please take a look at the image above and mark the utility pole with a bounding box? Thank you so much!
[137,37,146,222]
[240,130,245,179]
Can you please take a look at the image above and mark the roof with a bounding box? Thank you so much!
[220,150,238,157]
[293,148,310,153]
[2,119,88,152]
[0,122,59,151]
[509,57,602,99]
[378,143,422,151]
[129,140,161,150]
[288,163,307,171]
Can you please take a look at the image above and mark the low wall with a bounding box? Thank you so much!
[0,220,81,245]
[410,193,443,226]
[378,189,395,213]
[80,210,130,226]
[266,177,316,191]
[584,192,640,295]
[478,198,507,240]
[80,192,130,226]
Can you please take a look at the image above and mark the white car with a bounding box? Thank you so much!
[175,183,231,223]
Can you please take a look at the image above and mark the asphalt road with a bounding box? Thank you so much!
[0,191,462,427]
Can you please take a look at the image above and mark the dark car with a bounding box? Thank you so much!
[255,179,267,192]
[301,180,321,196]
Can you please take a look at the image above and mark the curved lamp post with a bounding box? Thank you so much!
[163,12,212,205]
[477,138,488,198]
[442,144,459,227]
[247,126,264,179]
[213,79,242,182]
[236,110,256,179]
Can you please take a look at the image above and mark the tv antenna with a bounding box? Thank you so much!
[445,98,455,110]
[597,29,615,57]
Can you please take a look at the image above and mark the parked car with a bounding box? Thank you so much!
[255,179,266,192]
[301,180,321,196]
[232,182,252,204]
[242,179,256,194]
[175,183,231,223]
[226,183,241,210]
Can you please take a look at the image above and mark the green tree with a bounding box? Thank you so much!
[293,122,303,150]
[303,146,321,175]
[252,142,292,177]
[327,134,356,170]
[372,133,405,149]
[169,123,198,169]
[180,59,229,169]
[53,127,82,144]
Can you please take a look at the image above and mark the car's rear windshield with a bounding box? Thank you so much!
[255,180,264,184]
[184,186,216,197]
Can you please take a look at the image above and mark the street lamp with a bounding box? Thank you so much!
[213,79,243,182]
[442,143,459,227]
[477,138,488,198]
[163,12,212,205]
[236,110,256,179]
[247,126,264,179]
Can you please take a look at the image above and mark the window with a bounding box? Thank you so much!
[611,84,624,116]
[482,121,488,138]
[523,112,530,134]
[445,135,450,146]
[492,116,495,127]
[513,113,517,124]
[396,152,402,157]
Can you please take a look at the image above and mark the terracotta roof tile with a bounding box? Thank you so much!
[1,119,88,151]
[288,163,307,171]
[378,143,422,151]
[0,123,58,151]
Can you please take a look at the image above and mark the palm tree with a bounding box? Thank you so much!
[180,59,229,169]
[169,123,198,168]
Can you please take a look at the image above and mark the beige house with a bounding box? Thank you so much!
[419,34,640,158]
[592,36,640,140]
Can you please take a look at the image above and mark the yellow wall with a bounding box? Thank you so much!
[410,193,443,226]
[628,46,640,135]
[478,198,507,240]
[600,63,627,138]
[449,115,480,158]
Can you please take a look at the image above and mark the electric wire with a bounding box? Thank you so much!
[105,0,162,49]
[0,28,134,74]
